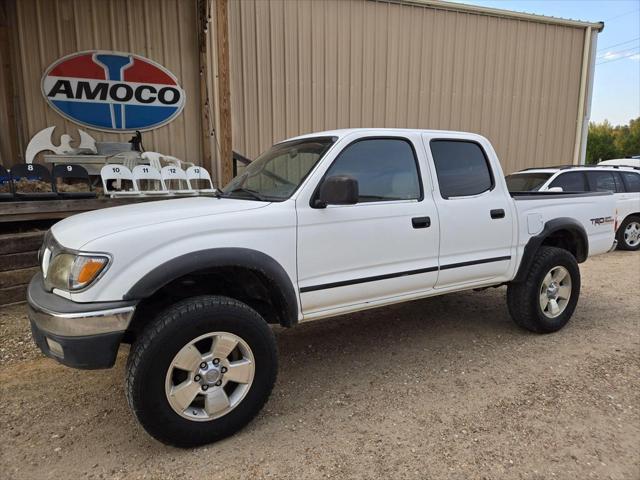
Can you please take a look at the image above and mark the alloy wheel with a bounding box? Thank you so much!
[165,332,255,421]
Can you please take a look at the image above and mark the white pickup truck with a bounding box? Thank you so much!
[28,129,617,447]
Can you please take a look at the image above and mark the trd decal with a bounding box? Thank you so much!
[590,216,614,226]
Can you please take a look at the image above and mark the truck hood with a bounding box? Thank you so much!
[51,197,268,250]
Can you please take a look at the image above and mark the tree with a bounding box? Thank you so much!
[586,117,640,164]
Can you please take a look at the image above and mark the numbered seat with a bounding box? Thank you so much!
[160,165,195,195]
[0,165,14,200]
[52,164,96,199]
[100,164,139,197]
[10,163,58,199]
[132,165,169,195]
[186,166,216,194]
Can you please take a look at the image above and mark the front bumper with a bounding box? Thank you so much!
[27,274,136,369]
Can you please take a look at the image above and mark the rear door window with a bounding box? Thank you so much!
[548,172,587,192]
[586,171,617,192]
[430,140,493,198]
[621,172,640,192]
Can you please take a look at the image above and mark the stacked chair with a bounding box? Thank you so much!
[100,152,216,198]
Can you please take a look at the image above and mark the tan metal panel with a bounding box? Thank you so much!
[9,0,202,166]
[228,0,591,173]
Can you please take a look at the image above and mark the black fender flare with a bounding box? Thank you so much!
[123,248,298,327]
[513,217,588,283]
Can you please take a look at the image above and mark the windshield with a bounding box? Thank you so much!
[222,137,336,201]
[505,172,552,192]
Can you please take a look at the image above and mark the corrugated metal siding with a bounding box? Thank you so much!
[228,0,586,174]
[10,0,202,167]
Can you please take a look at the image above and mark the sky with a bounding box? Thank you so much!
[449,0,640,126]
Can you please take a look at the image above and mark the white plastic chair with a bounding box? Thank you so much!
[140,151,163,171]
[100,165,139,197]
[141,152,195,171]
[162,154,195,170]
[186,166,216,194]
[160,165,194,195]
[132,165,169,195]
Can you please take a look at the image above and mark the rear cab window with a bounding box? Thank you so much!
[505,172,553,192]
[430,140,494,198]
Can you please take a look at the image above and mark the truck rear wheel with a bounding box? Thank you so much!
[125,295,277,447]
[507,246,580,333]
[617,216,640,251]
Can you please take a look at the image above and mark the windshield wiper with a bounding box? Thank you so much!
[222,187,268,201]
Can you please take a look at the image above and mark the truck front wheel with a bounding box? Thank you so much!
[507,246,581,333]
[125,295,278,447]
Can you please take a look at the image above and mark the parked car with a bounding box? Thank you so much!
[28,129,616,447]
[598,157,640,168]
[506,165,640,251]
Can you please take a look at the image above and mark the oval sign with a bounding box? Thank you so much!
[42,50,186,132]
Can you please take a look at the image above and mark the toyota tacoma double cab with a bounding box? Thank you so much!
[28,129,617,447]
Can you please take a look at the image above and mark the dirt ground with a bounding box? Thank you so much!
[1,251,638,480]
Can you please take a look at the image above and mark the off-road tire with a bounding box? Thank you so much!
[616,215,640,251]
[507,246,580,333]
[125,295,277,447]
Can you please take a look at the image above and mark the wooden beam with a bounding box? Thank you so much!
[0,251,38,272]
[215,0,233,185]
[197,0,214,177]
[0,231,45,254]
[0,284,27,306]
[0,266,39,289]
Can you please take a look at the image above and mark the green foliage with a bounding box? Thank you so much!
[586,117,640,165]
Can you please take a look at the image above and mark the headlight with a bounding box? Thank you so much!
[41,232,110,291]
[46,253,109,291]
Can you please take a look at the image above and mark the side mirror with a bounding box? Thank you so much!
[315,175,359,208]
[546,186,564,192]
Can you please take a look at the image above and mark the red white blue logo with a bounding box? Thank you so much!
[42,51,186,132]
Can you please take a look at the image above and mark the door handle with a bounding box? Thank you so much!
[412,216,431,228]
[490,209,505,219]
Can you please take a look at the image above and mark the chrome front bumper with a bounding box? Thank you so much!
[27,273,136,369]
[28,302,135,337]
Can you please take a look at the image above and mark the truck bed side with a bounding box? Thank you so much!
[512,192,616,265]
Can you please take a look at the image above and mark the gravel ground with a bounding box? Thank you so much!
[1,251,638,480]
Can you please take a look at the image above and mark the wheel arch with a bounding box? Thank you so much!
[123,248,299,334]
[513,217,588,283]
[619,211,640,226]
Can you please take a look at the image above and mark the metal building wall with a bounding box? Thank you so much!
[228,0,590,174]
[8,0,202,167]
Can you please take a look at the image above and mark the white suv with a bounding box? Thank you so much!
[506,165,640,250]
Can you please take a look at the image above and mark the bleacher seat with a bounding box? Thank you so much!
[52,164,96,199]
[160,165,194,195]
[100,164,139,197]
[132,165,169,195]
[186,166,216,194]
[10,163,58,199]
